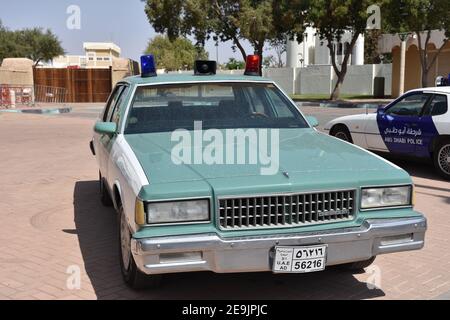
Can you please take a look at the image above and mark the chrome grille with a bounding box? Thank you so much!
[218,190,355,230]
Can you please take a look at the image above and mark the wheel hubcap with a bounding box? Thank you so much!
[120,212,131,269]
[335,132,349,142]
[438,144,450,175]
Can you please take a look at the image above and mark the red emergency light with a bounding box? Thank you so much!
[244,55,261,76]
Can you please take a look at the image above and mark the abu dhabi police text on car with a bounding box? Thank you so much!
[325,76,450,179]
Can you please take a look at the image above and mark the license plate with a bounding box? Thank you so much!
[273,245,327,274]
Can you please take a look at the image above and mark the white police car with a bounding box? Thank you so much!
[324,83,450,180]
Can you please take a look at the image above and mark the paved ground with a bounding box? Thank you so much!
[0,105,449,300]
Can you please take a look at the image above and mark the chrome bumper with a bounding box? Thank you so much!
[131,217,426,275]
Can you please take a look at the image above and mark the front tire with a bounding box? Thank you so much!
[331,125,353,143]
[434,140,450,180]
[118,207,162,290]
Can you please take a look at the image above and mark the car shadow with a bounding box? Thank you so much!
[74,181,385,300]
[375,153,446,182]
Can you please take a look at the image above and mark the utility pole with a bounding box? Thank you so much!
[398,32,411,96]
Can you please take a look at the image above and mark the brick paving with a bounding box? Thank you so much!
[0,108,449,300]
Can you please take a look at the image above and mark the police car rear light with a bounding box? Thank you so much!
[194,60,217,75]
[141,55,157,78]
[244,55,261,76]
[436,74,450,87]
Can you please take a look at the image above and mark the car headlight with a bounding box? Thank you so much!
[147,200,210,224]
[361,186,413,210]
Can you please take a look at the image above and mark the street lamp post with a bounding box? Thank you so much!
[216,43,219,66]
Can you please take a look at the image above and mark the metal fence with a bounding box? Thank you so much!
[34,85,68,104]
[0,84,68,108]
[0,85,34,108]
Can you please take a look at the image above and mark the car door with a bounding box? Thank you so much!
[377,92,432,155]
[95,84,126,179]
[105,85,130,187]
[415,93,449,157]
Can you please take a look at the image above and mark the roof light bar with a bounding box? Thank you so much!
[194,60,217,76]
[436,74,450,87]
[141,55,157,78]
[244,55,261,76]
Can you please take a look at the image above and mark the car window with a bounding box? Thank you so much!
[110,86,130,125]
[266,88,297,118]
[386,93,431,117]
[246,87,267,114]
[125,82,308,134]
[425,94,448,117]
[103,85,125,122]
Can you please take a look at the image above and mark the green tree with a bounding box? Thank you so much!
[19,28,64,66]
[143,0,293,74]
[224,57,245,70]
[0,22,26,64]
[276,0,376,100]
[382,0,450,87]
[145,35,208,71]
[0,22,64,66]
[365,30,382,64]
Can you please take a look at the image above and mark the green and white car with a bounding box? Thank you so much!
[91,55,426,289]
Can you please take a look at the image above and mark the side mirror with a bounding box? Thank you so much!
[306,116,319,128]
[94,122,117,136]
[377,105,386,114]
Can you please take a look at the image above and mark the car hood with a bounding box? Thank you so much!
[125,129,411,196]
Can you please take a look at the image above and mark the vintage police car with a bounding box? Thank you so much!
[325,85,450,180]
[91,55,426,289]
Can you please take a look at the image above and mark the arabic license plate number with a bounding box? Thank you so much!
[273,245,327,274]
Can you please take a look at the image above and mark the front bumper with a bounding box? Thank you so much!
[131,217,426,275]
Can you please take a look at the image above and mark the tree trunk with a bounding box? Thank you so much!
[422,68,429,88]
[418,33,448,88]
[34,58,42,67]
[331,74,345,101]
[255,42,264,76]
[327,32,360,100]
[233,36,247,62]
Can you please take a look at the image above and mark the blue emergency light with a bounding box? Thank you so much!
[141,55,157,78]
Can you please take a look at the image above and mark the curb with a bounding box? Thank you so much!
[0,107,72,115]
[297,101,383,109]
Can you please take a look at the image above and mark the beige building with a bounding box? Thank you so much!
[49,42,121,69]
[380,30,450,97]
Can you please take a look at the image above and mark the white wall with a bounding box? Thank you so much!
[263,64,392,96]
[298,66,333,95]
[334,65,374,95]
[263,68,297,95]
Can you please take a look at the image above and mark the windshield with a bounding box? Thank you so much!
[124,82,308,134]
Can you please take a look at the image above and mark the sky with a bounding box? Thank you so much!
[0,0,274,64]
